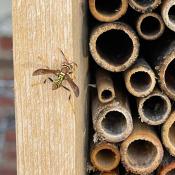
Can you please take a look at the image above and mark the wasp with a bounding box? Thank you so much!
[32,49,79,98]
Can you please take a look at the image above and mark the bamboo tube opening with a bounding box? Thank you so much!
[169,6,175,24]
[124,59,156,97]
[129,0,161,13]
[96,30,133,65]
[138,91,171,125]
[127,140,157,167]
[95,0,121,15]
[102,111,127,135]
[162,0,175,32]
[101,90,113,101]
[90,23,139,72]
[130,71,152,92]
[89,0,128,22]
[90,143,120,172]
[165,58,175,96]
[136,13,164,40]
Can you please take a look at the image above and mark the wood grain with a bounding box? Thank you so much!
[13,0,88,174]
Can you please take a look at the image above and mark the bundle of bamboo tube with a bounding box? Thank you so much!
[88,0,175,175]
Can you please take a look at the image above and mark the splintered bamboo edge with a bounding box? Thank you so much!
[120,121,164,174]
[90,143,120,172]
[89,0,128,22]
[89,22,139,72]
[136,12,165,40]
[162,111,175,156]
[129,0,161,13]
[138,88,171,125]
[158,162,175,175]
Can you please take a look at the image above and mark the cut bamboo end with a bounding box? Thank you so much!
[161,0,175,32]
[162,110,175,156]
[129,0,161,13]
[92,88,133,143]
[138,88,171,125]
[120,122,164,174]
[90,143,120,172]
[96,70,115,103]
[136,13,165,40]
[89,0,128,22]
[157,41,175,100]
[89,22,139,72]
[158,162,175,175]
[124,59,156,97]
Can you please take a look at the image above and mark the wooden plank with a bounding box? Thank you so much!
[12,0,88,174]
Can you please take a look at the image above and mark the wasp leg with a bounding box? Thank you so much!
[44,77,53,84]
[61,85,71,100]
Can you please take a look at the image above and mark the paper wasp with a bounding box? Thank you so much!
[32,49,79,98]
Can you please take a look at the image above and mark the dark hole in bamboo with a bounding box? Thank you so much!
[168,5,175,24]
[141,16,161,35]
[128,140,157,167]
[102,111,127,135]
[165,58,175,94]
[130,71,151,92]
[101,90,113,101]
[95,0,121,15]
[143,96,167,121]
[96,29,133,65]
[167,169,175,175]
[96,149,116,168]
[169,122,175,147]
[134,0,154,6]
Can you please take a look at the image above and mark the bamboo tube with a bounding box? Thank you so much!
[129,0,161,13]
[162,110,175,156]
[138,88,171,125]
[161,0,175,32]
[124,59,156,97]
[153,40,175,100]
[89,0,128,22]
[157,152,175,175]
[136,13,165,40]
[96,70,115,103]
[89,22,139,72]
[90,142,120,172]
[120,121,164,175]
[92,86,133,143]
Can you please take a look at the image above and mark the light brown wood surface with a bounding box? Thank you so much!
[13,0,88,174]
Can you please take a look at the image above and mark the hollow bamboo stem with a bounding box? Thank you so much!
[96,70,115,103]
[89,22,139,72]
[92,86,133,143]
[124,58,156,97]
[90,142,120,172]
[161,0,175,32]
[136,12,165,40]
[129,0,161,13]
[120,121,164,174]
[89,0,128,22]
[162,110,175,156]
[154,40,175,100]
[138,88,171,125]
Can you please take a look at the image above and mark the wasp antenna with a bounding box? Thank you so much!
[58,48,69,63]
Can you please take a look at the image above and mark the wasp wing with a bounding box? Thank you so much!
[65,75,79,97]
[32,69,60,76]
